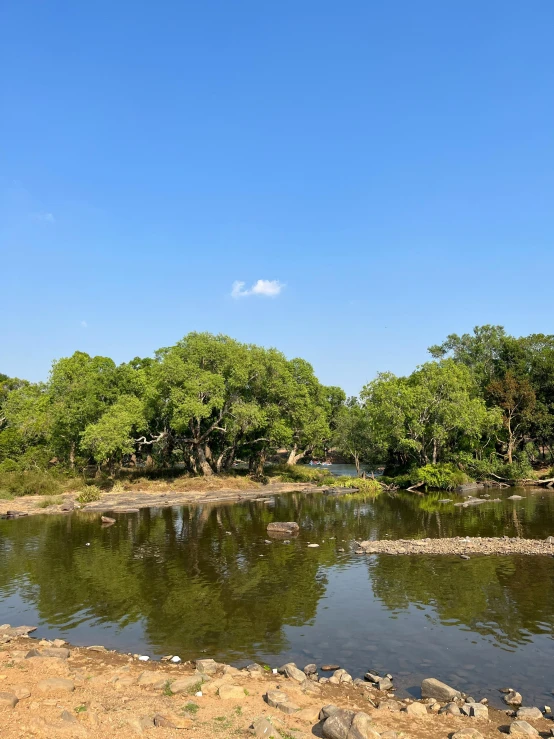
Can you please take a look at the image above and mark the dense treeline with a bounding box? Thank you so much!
[334,326,554,484]
[0,333,344,477]
[1,326,554,485]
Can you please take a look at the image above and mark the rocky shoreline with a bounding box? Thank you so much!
[0,624,551,739]
[354,536,554,557]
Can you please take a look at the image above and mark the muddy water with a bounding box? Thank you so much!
[0,488,553,706]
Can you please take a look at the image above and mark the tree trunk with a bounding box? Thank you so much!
[195,445,214,476]
[354,453,360,476]
[432,439,438,465]
[69,442,76,471]
[287,444,309,465]
[252,449,266,479]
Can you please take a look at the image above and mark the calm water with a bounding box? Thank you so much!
[1,488,554,706]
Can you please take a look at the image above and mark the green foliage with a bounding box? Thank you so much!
[182,702,199,715]
[416,463,470,490]
[268,464,333,485]
[330,476,382,494]
[77,485,102,503]
[0,470,64,497]
[0,459,19,473]
[36,496,63,508]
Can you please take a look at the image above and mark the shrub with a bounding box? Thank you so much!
[416,463,470,491]
[330,476,382,494]
[0,459,19,473]
[77,485,102,503]
[268,464,334,485]
[0,470,64,497]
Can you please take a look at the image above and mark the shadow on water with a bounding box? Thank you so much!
[0,487,553,705]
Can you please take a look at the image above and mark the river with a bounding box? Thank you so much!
[0,487,553,706]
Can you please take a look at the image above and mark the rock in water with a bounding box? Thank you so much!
[421,678,461,701]
[504,690,523,706]
[509,720,539,737]
[267,522,299,535]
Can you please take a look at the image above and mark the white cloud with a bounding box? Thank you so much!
[31,212,55,224]
[231,279,284,299]
[80,320,88,328]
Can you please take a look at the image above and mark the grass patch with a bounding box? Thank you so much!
[234,706,242,717]
[182,702,199,715]
[213,716,233,730]
[330,476,382,494]
[266,463,334,485]
[186,680,203,695]
[0,490,14,500]
[74,705,87,713]
[0,470,68,497]
[162,680,174,696]
[77,485,102,503]
[36,495,63,509]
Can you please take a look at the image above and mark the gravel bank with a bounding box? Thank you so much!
[355,536,554,556]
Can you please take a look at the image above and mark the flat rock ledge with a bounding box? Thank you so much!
[356,537,554,556]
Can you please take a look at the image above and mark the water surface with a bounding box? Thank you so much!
[1,488,553,705]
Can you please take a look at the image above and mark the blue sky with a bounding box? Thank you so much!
[1,1,553,396]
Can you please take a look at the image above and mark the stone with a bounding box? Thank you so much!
[322,708,356,739]
[137,671,172,688]
[461,702,488,719]
[439,702,462,716]
[276,701,300,715]
[202,676,233,695]
[421,677,461,701]
[322,664,340,671]
[223,664,241,676]
[170,676,203,694]
[267,522,299,535]
[52,639,66,648]
[126,715,154,734]
[451,731,485,739]
[296,706,320,722]
[364,672,380,683]
[405,702,427,717]
[25,648,42,659]
[247,663,263,673]
[350,711,380,738]
[14,685,31,700]
[195,658,218,674]
[250,717,278,738]
[114,675,137,689]
[266,690,290,707]
[320,704,340,720]
[504,690,523,706]
[153,712,193,729]
[307,543,320,547]
[36,678,75,693]
[282,662,307,683]
[42,647,70,659]
[304,663,317,675]
[509,721,539,737]
[377,677,393,691]
[517,707,543,721]
[545,536,554,544]
[508,495,524,500]
[218,684,246,701]
[0,691,18,708]
[60,710,77,723]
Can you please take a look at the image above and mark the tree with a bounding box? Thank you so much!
[333,397,372,475]
[487,372,536,464]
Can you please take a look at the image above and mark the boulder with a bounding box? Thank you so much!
[296,706,320,722]
[218,684,246,701]
[377,677,393,691]
[250,717,278,738]
[439,702,462,716]
[451,731,485,739]
[170,676,203,694]
[516,707,543,721]
[282,662,307,683]
[267,522,299,535]
[137,671,172,689]
[376,699,403,712]
[322,709,379,739]
[509,721,539,737]
[14,685,31,700]
[36,678,75,693]
[462,702,489,719]
[195,658,218,675]
[404,702,427,717]
[153,712,193,729]
[320,705,340,720]
[0,692,18,709]
[304,663,317,675]
[421,677,461,701]
[266,690,289,708]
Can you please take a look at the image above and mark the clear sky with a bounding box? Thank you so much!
[1,1,553,395]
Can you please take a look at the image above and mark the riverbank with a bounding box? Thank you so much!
[0,482,321,519]
[0,625,550,739]
[355,536,554,556]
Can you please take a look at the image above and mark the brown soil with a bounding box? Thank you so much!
[0,631,550,739]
